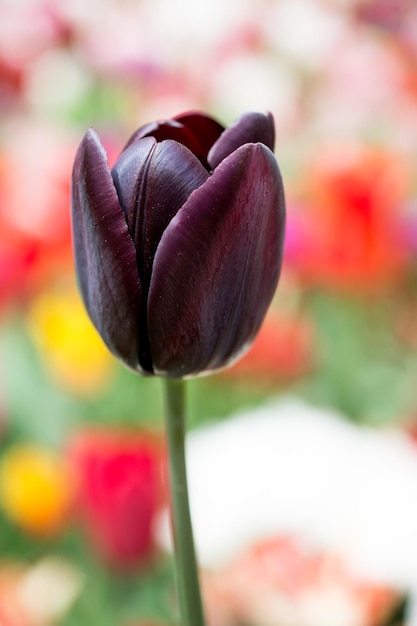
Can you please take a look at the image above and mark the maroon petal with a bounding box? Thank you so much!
[208,111,275,169]
[111,136,157,245]
[71,128,143,371]
[113,139,209,289]
[148,143,285,378]
[174,111,225,165]
[124,120,201,157]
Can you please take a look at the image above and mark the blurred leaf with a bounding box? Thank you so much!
[1,321,80,445]
[62,556,176,626]
[295,292,417,424]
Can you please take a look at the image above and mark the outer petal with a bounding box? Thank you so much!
[71,128,143,371]
[208,111,275,169]
[148,143,286,378]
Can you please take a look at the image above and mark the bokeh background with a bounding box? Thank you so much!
[0,0,417,624]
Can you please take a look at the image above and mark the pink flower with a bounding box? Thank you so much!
[68,428,164,570]
[202,536,402,626]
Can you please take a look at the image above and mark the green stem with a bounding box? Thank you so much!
[163,378,206,626]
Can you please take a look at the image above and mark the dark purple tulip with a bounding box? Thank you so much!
[71,111,286,378]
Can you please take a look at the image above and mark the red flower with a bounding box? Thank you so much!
[225,310,314,382]
[67,428,164,570]
[0,124,77,301]
[286,146,410,291]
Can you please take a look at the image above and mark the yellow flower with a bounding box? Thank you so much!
[29,284,114,395]
[0,445,74,537]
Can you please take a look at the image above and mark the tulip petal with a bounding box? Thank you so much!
[174,112,224,166]
[148,143,285,377]
[111,136,157,244]
[124,113,225,169]
[113,139,209,289]
[208,112,275,169]
[124,120,201,158]
[71,128,143,371]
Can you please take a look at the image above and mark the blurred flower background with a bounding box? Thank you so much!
[0,0,416,624]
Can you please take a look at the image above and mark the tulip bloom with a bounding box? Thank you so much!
[72,111,285,378]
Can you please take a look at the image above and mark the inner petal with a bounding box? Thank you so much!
[124,120,202,160]
[112,136,156,244]
[208,111,275,169]
[131,139,210,289]
[174,112,224,167]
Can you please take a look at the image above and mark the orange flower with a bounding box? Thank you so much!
[225,310,314,382]
[0,445,74,537]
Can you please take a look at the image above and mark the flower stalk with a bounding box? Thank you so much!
[163,378,206,626]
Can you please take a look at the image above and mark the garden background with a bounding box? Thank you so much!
[0,0,416,624]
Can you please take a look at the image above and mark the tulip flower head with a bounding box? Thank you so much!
[71,111,285,377]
